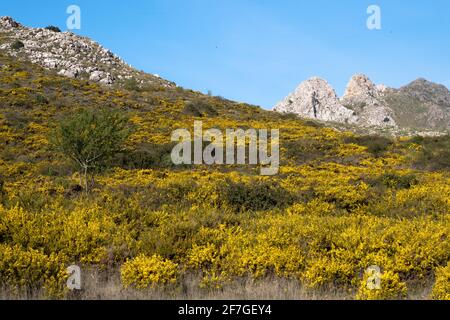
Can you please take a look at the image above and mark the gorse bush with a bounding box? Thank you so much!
[431,263,450,300]
[0,244,67,298]
[114,142,176,169]
[356,270,407,300]
[123,78,140,91]
[121,254,179,289]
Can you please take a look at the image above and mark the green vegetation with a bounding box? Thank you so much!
[182,99,218,117]
[45,26,62,33]
[123,78,140,91]
[410,135,450,170]
[0,51,448,300]
[344,135,393,157]
[10,40,24,50]
[50,108,131,192]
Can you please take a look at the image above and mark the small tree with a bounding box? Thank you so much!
[51,108,131,193]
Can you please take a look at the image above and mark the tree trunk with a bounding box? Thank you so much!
[84,166,88,194]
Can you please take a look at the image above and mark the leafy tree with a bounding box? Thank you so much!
[51,108,131,193]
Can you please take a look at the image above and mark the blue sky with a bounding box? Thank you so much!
[1,0,450,108]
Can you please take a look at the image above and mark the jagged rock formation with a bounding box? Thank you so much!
[274,77,358,124]
[276,73,450,132]
[0,16,173,87]
[275,74,396,128]
[340,74,396,128]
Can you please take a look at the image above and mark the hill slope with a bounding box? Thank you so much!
[0,18,449,300]
[384,78,450,130]
[0,16,173,88]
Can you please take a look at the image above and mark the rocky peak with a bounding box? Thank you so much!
[343,74,378,99]
[274,77,358,124]
[399,78,450,107]
[340,74,396,128]
[0,16,173,88]
[0,16,21,29]
[275,74,397,128]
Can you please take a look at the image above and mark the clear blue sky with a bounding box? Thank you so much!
[2,0,450,108]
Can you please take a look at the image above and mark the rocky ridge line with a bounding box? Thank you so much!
[275,74,396,128]
[0,16,173,87]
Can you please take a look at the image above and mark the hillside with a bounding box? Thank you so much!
[0,18,449,300]
[384,78,450,131]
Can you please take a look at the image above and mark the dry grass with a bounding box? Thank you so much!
[0,268,435,300]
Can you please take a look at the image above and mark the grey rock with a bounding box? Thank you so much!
[0,16,20,29]
[274,77,358,124]
[340,74,397,128]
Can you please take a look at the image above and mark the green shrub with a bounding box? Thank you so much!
[45,26,61,33]
[123,78,140,91]
[344,135,393,157]
[11,40,24,50]
[114,143,176,169]
[182,100,218,117]
[410,135,450,171]
[369,173,418,190]
[223,180,293,212]
[283,138,335,164]
[35,93,49,105]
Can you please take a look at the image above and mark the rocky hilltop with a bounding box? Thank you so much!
[275,74,396,128]
[275,74,450,133]
[340,74,396,128]
[0,16,173,88]
[385,78,450,130]
[274,77,358,124]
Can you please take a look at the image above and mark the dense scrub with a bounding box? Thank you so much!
[0,52,449,299]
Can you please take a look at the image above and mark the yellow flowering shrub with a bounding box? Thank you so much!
[0,244,67,298]
[121,254,179,289]
[431,263,450,300]
[356,271,407,300]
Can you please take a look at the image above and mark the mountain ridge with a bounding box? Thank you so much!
[0,16,174,89]
[275,74,450,133]
[1,16,448,135]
